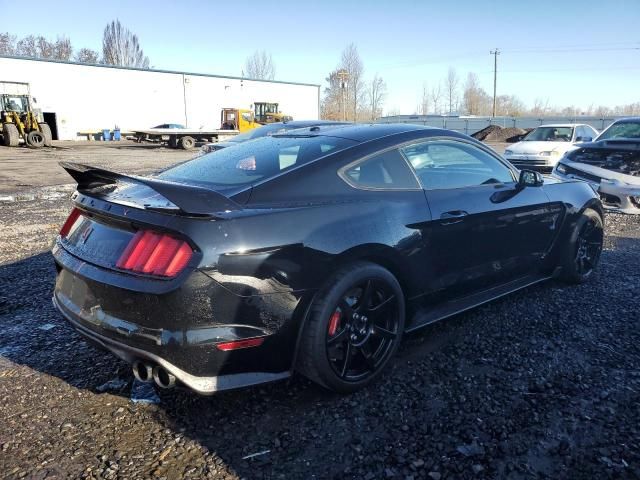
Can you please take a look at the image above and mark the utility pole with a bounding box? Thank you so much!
[337,69,349,121]
[490,48,500,118]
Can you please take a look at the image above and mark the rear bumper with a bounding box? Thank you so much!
[53,294,290,394]
[51,243,312,393]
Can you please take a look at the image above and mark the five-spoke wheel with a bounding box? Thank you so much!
[561,208,604,283]
[298,262,405,393]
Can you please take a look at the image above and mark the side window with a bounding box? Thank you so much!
[342,149,420,190]
[401,140,514,190]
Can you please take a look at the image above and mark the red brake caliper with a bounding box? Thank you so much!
[328,310,341,336]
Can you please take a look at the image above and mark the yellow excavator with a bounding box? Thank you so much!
[1,81,52,148]
[220,102,292,133]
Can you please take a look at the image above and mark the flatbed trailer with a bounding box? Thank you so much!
[131,128,239,150]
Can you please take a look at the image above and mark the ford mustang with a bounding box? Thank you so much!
[52,124,604,394]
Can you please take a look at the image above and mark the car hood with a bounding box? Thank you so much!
[507,141,576,154]
[561,138,640,184]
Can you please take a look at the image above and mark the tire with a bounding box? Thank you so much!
[26,130,45,148]
[179,136,195,150]
[297,261,405,393]
[560,208,604,284]
[40,123,53,147]
[2,123,19,147]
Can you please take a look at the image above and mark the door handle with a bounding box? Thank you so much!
[440,210,468,225]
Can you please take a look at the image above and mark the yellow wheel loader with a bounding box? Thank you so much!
[253,102,293,124]
[220,103,293,133]
[1,81,52,148]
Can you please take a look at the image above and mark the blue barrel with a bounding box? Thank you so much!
[102,129,111,141]
[113,128,121,141]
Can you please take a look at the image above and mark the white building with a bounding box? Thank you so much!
[0,56,320,140]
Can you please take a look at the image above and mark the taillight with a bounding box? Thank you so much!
[60,208,82,237]
[116,230,193,277]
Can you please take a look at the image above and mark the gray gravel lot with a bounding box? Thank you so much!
[0,143,639,479]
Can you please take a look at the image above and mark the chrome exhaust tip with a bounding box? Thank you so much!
[153,366,176,389]
[132,360,153,383]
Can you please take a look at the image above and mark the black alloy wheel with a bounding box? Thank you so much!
[326,280,400,382]
[298,262,405,393]
[561,208,603,284]
[574,214,603,277]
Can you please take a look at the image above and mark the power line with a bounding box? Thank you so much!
[376,43,639,70]
[477,66,640,74]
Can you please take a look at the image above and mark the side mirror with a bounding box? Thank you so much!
[518,169,544,188]
[575,136,592,143]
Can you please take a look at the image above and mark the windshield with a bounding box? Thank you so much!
[160,135,356,187]
[3,96,28,112]
[524,126,573,142]
[596,120,640,140]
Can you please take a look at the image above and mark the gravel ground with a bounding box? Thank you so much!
[0,148,639,479]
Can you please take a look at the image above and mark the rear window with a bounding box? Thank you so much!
[160,135,356,187]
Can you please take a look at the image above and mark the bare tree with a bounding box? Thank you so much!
[444,67,459,114]
[75,48,100,64]
[320,69,343,120]
[340,43,365,121]
[462,72,491,115]
[418,82,430,115]
[54,36,73,61]
[36,36,54,58]
[497,95,525,116]
[102,20,150,68]
[531,97,550,117]
[429,82,442,115]
[0,32,16,55]
[594,105,612,117]
[368,74,386,120]
[16,35,37,57]
[244,50,275,80]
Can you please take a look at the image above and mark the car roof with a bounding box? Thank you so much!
[280,120,351,128]
[274,123,432,142]
[611,117,640,123]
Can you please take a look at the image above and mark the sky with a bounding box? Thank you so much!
[2,0,639,114]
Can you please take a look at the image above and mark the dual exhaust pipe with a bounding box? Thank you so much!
[132,360,176,389]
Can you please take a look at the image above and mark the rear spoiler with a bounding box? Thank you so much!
[60,161,242,216]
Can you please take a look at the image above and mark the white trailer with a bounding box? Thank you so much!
[131,127,239,150]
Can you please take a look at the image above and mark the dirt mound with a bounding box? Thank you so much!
[473,125,533,143]
[471,125,502,141]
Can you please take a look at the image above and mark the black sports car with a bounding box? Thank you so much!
[52,124,604,394]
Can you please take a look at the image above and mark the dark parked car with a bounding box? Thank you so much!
[197,119,350,155]
[553,117,640,214]
[52,124,604,394]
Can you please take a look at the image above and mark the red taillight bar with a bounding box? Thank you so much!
[60,208,82,237]
[215,337,265,351]
[116,230,193,278]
